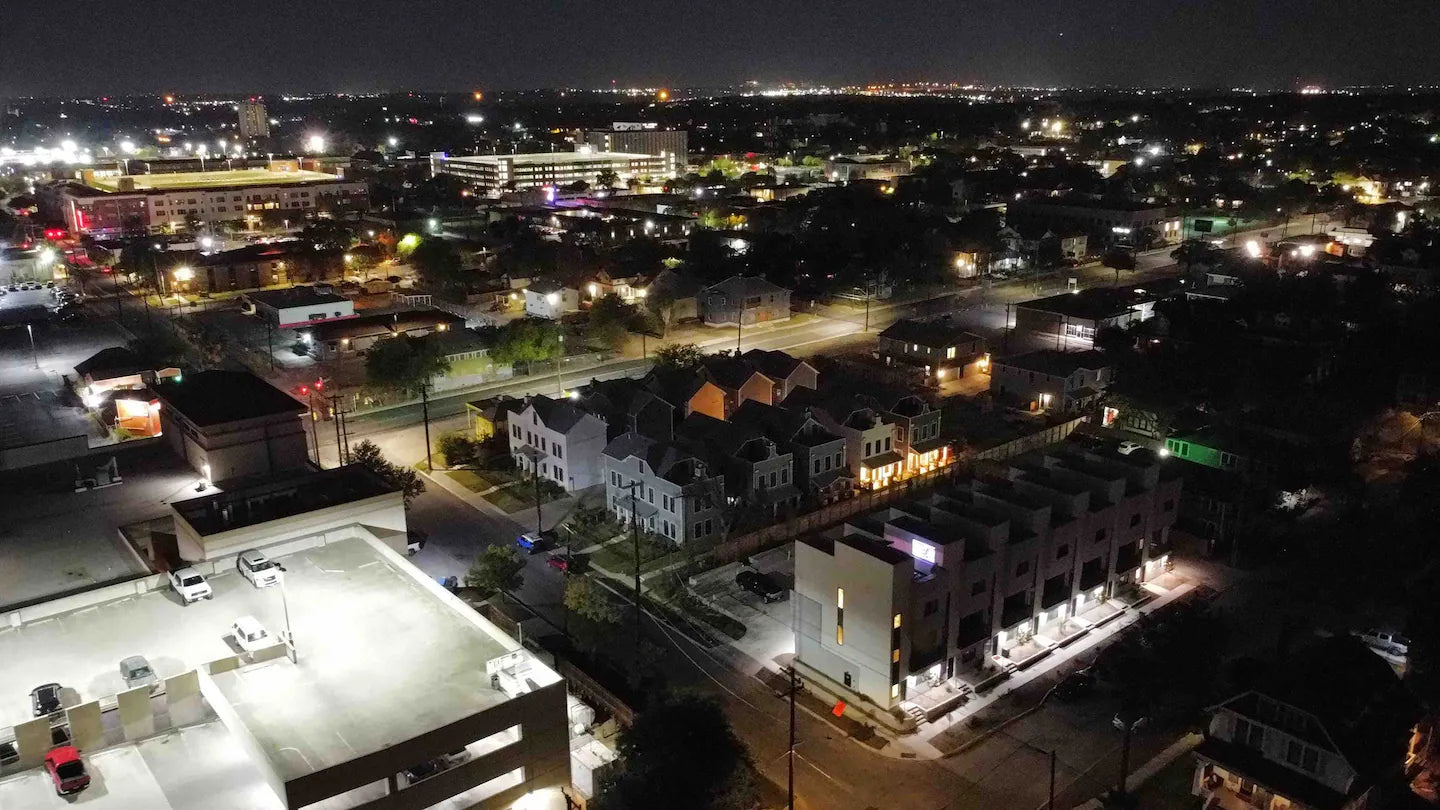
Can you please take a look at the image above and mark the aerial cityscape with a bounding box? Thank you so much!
[2,5,1440,810]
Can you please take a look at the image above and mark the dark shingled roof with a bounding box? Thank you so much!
[153,371,305,427]
[877,318,986,350]
[75,347,147,381]
[508,394,598,435]
[995,349,1109,377]
[740,349,809,380]
[602,431,708,485]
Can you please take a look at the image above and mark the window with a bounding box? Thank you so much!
[769,471,777,487]
[893,613,902,629]
[814,458,821,474]
[865,441,873,457]
[554,466,564,482]
[647,487,654,503]
[554,445,562,460]
[971,580,986,596]
[1234,717,1265,750]
[884,437,892,452]
[1015,561,1030,577]
[836,588,845,644]
[1056,544,1070,559]
[1129,514,1141,527]
[780,468,789,484]
[824,455,832,471]
[512,425,521,438]
[611,471,620,486]
[923,599,939,617]
[1094,529,1107,543]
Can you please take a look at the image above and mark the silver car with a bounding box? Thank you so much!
[120,656,157,690]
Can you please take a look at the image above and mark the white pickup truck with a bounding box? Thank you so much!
[169,567,213,603]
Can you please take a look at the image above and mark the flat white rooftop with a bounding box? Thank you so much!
[86,169,344,193]
[0,536,561,808]
[439,152,655,166]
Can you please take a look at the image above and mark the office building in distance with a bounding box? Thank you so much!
[430,151,675,195]
[238,99,270,140]
[581,123,687,170]
[44,162,367,237]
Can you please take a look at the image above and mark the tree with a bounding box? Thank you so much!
[127,328,189,369]
[1102,248,1138,285]
[409,237,468,296]
[587,293,637,352]
[596,169,620,190]
[437,432,479,467]
[300,219,354,252]
[654,342,703,370]
[489,318,562,366]
[565,577,621,624]
[594,693,757,810]
[350,440,425,507]
[1094,325,1134,355]
[646,288,677,336]
[364,334,451,396]
[464,545,525,600]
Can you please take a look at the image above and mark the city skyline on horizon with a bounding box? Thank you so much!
[5,0,1440,98]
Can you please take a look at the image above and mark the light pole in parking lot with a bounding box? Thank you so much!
[276,565,296,663]
[26,322,38,369]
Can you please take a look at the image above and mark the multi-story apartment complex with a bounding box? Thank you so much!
[238,99,270,140]
[601,432,728,544]
[46,163,366,236]
[793,441,1180,710]
[581,123,687,172]
[430,151,674,196]
[505,395,609,493]
[1006,195,1182,246]
[990,349,1113,413]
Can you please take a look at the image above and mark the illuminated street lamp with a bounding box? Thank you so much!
[306,134,326,154]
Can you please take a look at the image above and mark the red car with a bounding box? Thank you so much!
[44,746,90,795]
[546,554,577,573]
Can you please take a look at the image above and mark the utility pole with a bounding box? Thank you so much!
[421,382,433,472]
[736,313,743,353]
[788,666,801,810]
[627,481,643,673]
[863,283,872,332]
[1048,749,1057,810]
[533,464,544,539]
[308,390,321,465]
[331,395,344,467]
[265,319,275,371]
[339,406,351,464]
[555,334,564,396]
[1117,716,1136,801]
[26,323,38,369]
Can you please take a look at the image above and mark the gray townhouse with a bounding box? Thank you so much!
[601,432,729,544]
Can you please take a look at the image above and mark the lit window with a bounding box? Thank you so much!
[836,588,844,609]
[893,613,902,629]
[837,626,844,645]
[892,650,900,663]
[890,684,900,699]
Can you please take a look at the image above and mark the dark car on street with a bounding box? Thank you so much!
[30,683,62,717]
[736,570,785,603]
[1050,669,1096,702]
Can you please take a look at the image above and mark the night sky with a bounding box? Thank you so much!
[5,0,1440,96]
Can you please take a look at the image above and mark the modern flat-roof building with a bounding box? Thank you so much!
[243,285,356,328]
[430,151,674,195]
[1013,286,1165,345]
[46,164,367,236]
[794,440,1181,713]
[1007,196,1181,246]
[581,124,687,171]
[152,371,309,482]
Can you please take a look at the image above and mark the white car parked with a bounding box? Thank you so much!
[231,616,272,653]
[169,568,213,603]
[236,549,282,588]
[1355,628,1410,657]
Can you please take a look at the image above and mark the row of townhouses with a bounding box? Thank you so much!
[499,349,955,543]
[794,441,1181,711]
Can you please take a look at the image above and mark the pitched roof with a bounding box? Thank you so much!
[513,393,599,434]
[153,371,305,427]
[75,347,146,380]
[995,349,1109,377]
[740,349,810,380]
[602,431,708,485]
[877,318,987,350]
[700,354,771,390]
[643,366,711,408]
[703,274,789,298]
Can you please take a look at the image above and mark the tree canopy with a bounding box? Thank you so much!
[364,334,450,396]
[594,693,757,810]
[488,318,562,366]
[464,545,525,599]
[349,440,425,508]
[587,293,639,352]
[653,342,703,370]
[408,237,468,295]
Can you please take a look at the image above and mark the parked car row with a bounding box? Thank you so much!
[167,548,284,604]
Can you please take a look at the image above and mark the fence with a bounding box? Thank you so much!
[708,462,970,566]
[555,657,636,727]
[972,417,1085,462]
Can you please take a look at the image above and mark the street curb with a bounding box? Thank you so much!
[941,699,1047,758]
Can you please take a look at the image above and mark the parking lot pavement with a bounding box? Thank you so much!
[0,447,199,610]
[0,295,127,398]
[690,546,797,671]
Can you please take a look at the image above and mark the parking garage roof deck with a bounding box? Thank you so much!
[171,465,397,535]
[0,537,556,790]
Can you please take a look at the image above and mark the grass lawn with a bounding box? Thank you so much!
[591,534,673,574]
[482,485,535,514]
[447,356,497,377]
[446,470,498,493]
[1131,754,1202,810]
